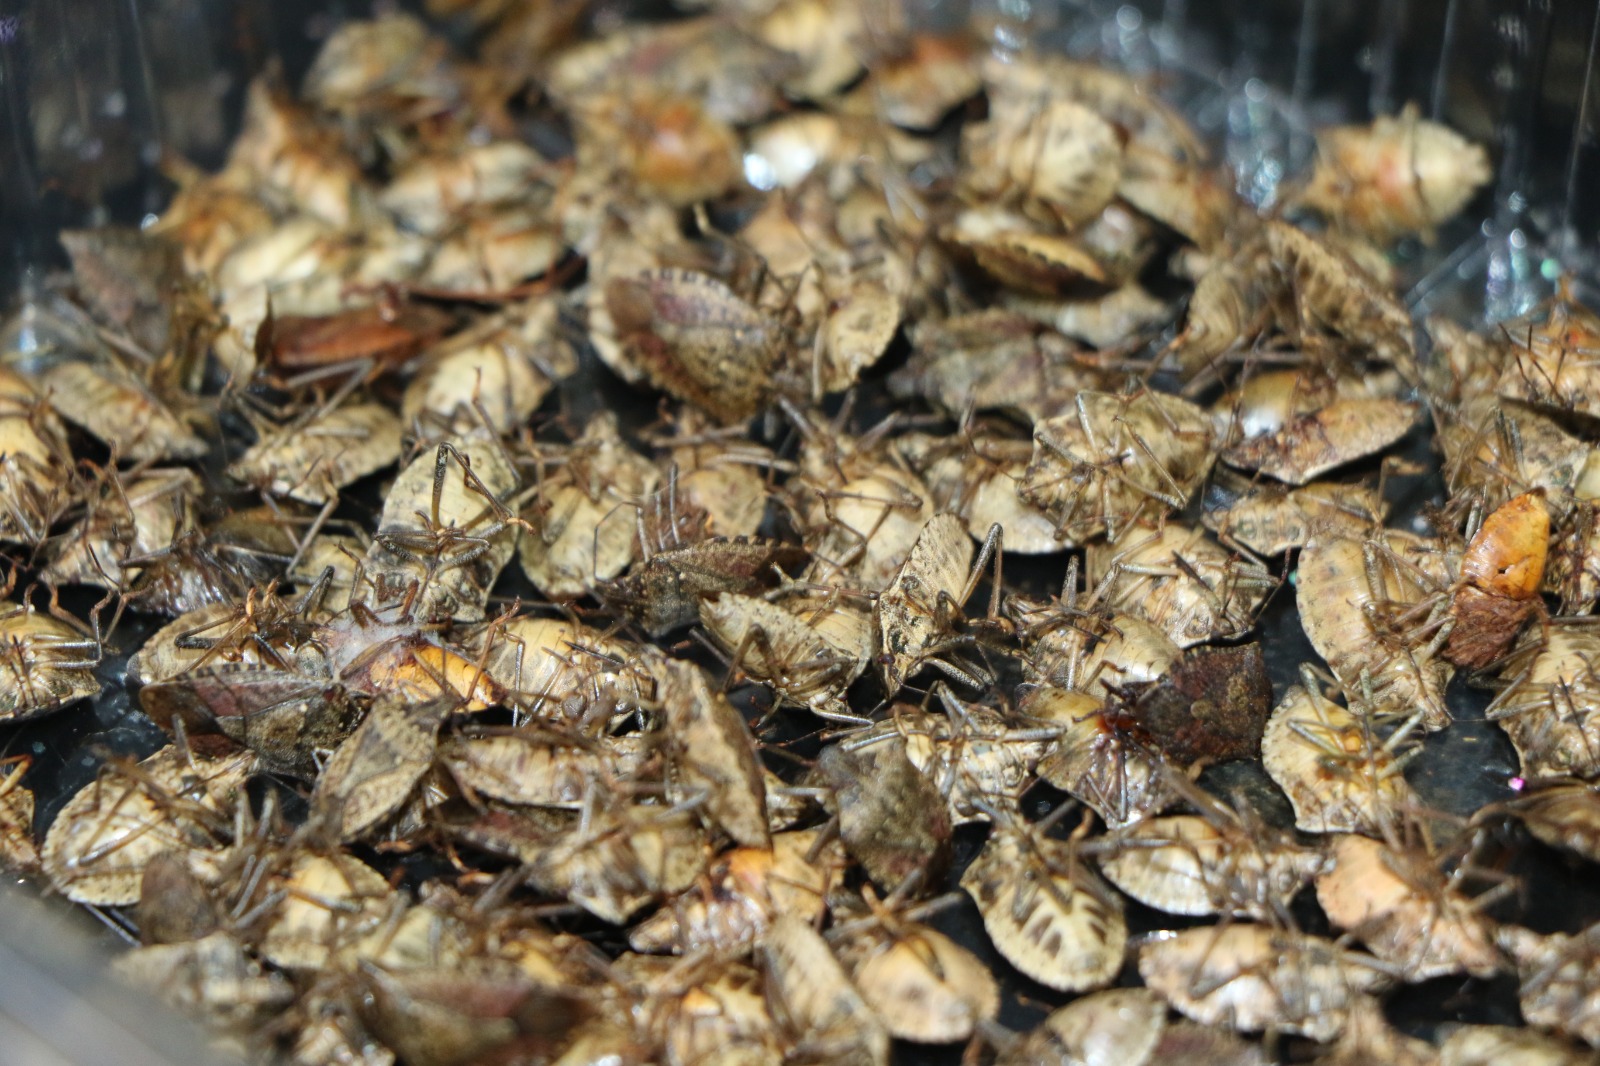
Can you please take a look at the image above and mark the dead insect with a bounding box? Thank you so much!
[1315,832,1502,982]
[255,849,398,970]
[601,269,783,425]
[1443,490,1549,669]
[309,696,453,843]
[43,359,209,461]
[1086,522,1277,648]
[1440,1025,1600,1066]
[1026,684,1181,829]
[1489,624,1600,780]
[1221,397,1416,485]
[655,657,770,849]
[1203,476,1387,556]
[761,913,890,1066]
[1297,104,1492,242]
[1262,671,1420,835]
[815,735,952,893]
[1499,924,1600,1049]
[629,828,842,954]
[41,746,251,906]
[829,889,1001,1044]
[1296,530,1453,729]
[895,425,1061,555]
[886,692,1057,824]
[1106,642,1275,765]
[0,756,39,874]
[1138,924,1388,1041]
[0,367,73,545]
[518,414,659,600]
[1508,778,1600,863]
[1098,807,1326,920]
[601,536,806,637]
[110,931,294,1036]
[998,987,1166,1066]
[0,597,102,722]
[961,810,1128,992]
[364,435,523,621]
[874,513,1003,693]
[46,467,199,590]
[699,588,872,723]
[1021,390,1215,546]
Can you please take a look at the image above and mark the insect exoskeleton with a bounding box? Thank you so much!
[1097,811,1326,920]
[1085,521,1277,648]
[1021,390,1215,545]
[997,987,1167,1066]
[881,693,1056,824]
[1443,489,1550,669]
[0,757,38,874]
[41,746,253,906]
[894,425,1059,554]
[1498,924,1600,1048]
[518,414,659,600]
[753,915,887,1064]
[1010,592,1181,692]
[1297,104,1492,243]
[402,298,576,436]
[960,813,1128,992]
[631,954,781,1066]
[309,696,454,843]
[0,599,102,722]
[1221,396,1416,485]
[110,931,294,1035]
[1492,290,1600,422]
[959,87,1123,230]
[601,536,808,637]
[815,736,952,894]
[1316,833,1502,982]
[1509,778,1600,863]
[378,140,550,236]
[460,614,652,724]
[364,432,522,621]
[46,467,199,589]
[874,512,1004,693]
[1025,684,1180,828]
[1263,221,1418,379]
[1262,673,1420,835]
[628,827,843,954]
[829,892,1000,1044]
[0,367,75,544]
[229,401,403,506]
[1203,475,1386,557]
[43,359,209,461]
[698,589,871,722]
[1490,624,1600,779]
[1296,530,1453,729]
[1138,924,1389,1041]
[254,850,398,970]
[653,656,770,849]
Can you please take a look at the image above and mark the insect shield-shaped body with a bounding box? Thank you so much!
[1498,924,1600,1049]
[41,746,252,906]
[1490,624,1600,779]
[1026,685,1179,829]
[0,367,73,545]
[45,467,199,590]
[1262,676,1420,835]
[655,657,769,848]
[761,914,890,1066]
[42,359,209,461]
[699,590,872,722]
[628,828,842,954]
[364,435,521,622]
[309,696,453,844]
[228,401,403,506]
[1296,530,1453,729]
[961,815,1128,992]
[998,988,1167,1066]
[1203,476,1386,557]
[1509,779,1600,864]
[1221,397,1416,486]
[518,415,659,601]
[602,537,806,637]
[1315,833,1500,982]
[1021,390,1214,546]
[829,895,1000,1044]
[895,425,1060,555]
[874,513,999,694]
[1098,812,1325,920]
[815,738,951,893]
[1444,490,1549,669]
[0,599,102,722]
[1298,105,1492,242]
[1086,522,1276,648]
[1138,925,1387,1041]
[601,269,783,426]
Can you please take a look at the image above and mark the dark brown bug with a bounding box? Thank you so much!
[1105,642,1275,765]
[600,537,808,637]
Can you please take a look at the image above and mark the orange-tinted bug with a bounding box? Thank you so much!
[1445,490,1550,669]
